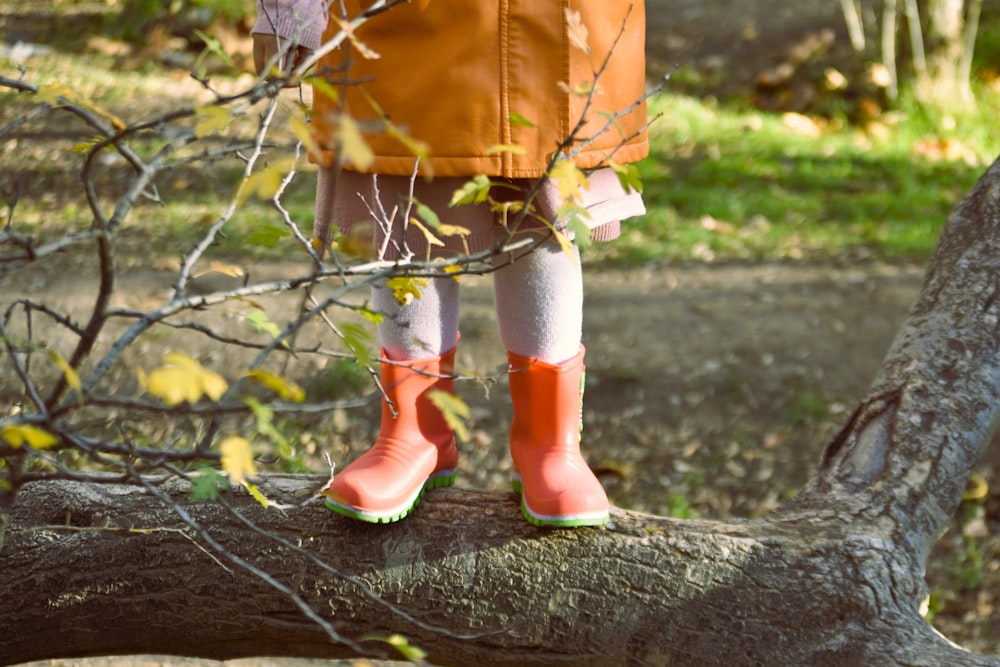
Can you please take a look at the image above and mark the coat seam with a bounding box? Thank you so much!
[500,0,512,176]
[560,0,570,164]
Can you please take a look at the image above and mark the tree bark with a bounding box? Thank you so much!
[0,478,995,667]
[4,157,1000,666]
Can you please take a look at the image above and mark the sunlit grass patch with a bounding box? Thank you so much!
[592,88,1000,265]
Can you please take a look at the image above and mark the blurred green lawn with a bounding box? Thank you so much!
[3,46,999,267]
[590,90,1000,265]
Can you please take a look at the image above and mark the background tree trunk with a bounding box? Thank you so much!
[918,0,971,103]
[5,157,1000,666]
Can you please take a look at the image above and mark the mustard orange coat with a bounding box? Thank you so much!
[311,0,648,178]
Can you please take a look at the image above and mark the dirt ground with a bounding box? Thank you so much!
[5,0,1000,663]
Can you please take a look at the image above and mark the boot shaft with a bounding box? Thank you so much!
[507,347,585,451]
[379,347,456,448]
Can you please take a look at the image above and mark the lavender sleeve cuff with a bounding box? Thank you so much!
[252,0,327,50]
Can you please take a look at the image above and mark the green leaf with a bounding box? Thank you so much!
[449,174,494,207]
[304,76,339,105]
[596,110,624,135]
[607,159,643,194]
[244,309,288,349]
[359,307,385,326]
[192,28,234,67]
[508,111,536,128]
[340,323,374,367]
[565,213,593,251]
[245,223,289,248]
[244,396,291,456]
[412,199,441,229]
[190,467,229,502]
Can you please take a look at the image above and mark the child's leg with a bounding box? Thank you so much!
[320,169,468,523]
[492,231,583,363]
[493,231,609,528]
[323,278,461,523]
[372,276,460,360]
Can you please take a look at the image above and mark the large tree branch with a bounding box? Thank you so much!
[787,158,1000,564]
[1,476,996,667]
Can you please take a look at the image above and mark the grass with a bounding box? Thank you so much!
[590,87,1000,265]
[4,47,1000,266]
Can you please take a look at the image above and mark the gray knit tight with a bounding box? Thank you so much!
[374,231,583,364]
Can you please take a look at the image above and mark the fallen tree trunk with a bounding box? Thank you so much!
[0,478,993,667]
[4,158,1000,666]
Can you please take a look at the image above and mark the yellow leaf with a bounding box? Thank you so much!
[238,157,296,204]
[338,114,375,170]
[143,352,228,406]
[47,350,82,404]
[354,88,430,172]
[72,137,104,154]
[36,82,71,106]
[336,221,376,259]
[250,165,284,200]
[486,143,528,156]
[334,17,381,60]
[35,83,125,130]
[145,365,201,406]
[558,79,596,97]
[551,227,577,261]
[549,158,590,207]
[194,261,246,279]
[195,105,231,139]
[427,390,469,441]
[437,223,472,238]
[385,122,431,170]
[200,368,228,402]
[245,369,306,402]
[304,76,339,105]
[220,435,257,485]
[290,114,319,155]
[408,217,444,248]
[2,424,59,450]
[565,7,590,54]
[244,481,269,508]
[963,472,989,502]
[386,276,429,306]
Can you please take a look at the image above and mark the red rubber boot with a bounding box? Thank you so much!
[323,346,458,523]
[507,346,609,527]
